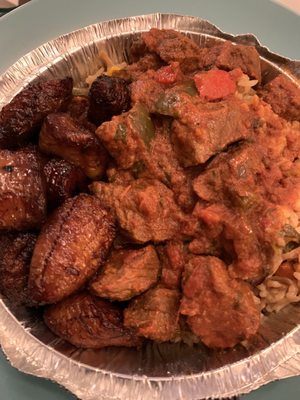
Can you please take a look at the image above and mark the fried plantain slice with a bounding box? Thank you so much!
[29,194,116,304]
[44,291,142,348]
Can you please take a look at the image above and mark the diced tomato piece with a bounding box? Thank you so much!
[194,69,236,100]
[155,62,180,84]
[275,261,295,279]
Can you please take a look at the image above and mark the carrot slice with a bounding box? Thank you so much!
[194,69,236,100]
[155,62,180,84]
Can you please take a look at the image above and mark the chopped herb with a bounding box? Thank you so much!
[2,165,14,172]
[283,241,300,254]
[114,123,127,143]
[251,118,263,130]
[162,172,172,187]
[155,93,180,117]
[175,80,198,96]
[131,103,155,148]
[131,160,146,178]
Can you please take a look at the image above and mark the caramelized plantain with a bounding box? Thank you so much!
[29,194,116,304]
[39,113,108,179]
[0,78,73,149]
[44,291,142,348]
[0,147,47,231]
[43,158,87,210]
[88,75,130,126]
[0,232,37,305]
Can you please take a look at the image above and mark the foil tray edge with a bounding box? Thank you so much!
[0,13,300,400]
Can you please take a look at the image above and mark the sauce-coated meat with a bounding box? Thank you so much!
[259,74,300,122]
[95,102,154,169]
[202,41,261,81]
[44,292,142,348]
[157,241,185,289]
[0,232,36,304]
[90,178,183,243]
[90,245,160,301]
[0,77,73,149]
[171,95,255,167]
[0,147,46,231]
[142,29,261,80]
[132,76,256,167]
[29,194,116,304]
[180,256,260,348]
[124,285,180,342]
[142,28,202,66]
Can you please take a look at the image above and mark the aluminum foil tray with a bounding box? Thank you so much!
[0,13,300,400]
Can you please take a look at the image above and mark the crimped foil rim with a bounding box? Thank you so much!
[0,13,300,400]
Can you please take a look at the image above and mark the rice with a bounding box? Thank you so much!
[258,261,300,312]
[85,50,126,87]
[72,50,127,96]
[235,73,258,101]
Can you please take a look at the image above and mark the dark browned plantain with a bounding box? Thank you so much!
[0,78,73,149]
[88,75,130,126]
[43,158,87,209]
[0,232,37,304]
[39,113,108,179]
[44,291,142,348]
[29,194,116,304]
[0,147,47,231]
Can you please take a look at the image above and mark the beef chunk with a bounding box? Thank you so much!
[124,285,180,341]
[192,143,264,204]
[180,256,260,348]
[259,75,300,122]
[157,241,185,289]
[90,179,182,243]
[90,245,160,301]
[142,29,261,81]
[195,204,269,281]
[118,53,164,81]
[29,194,116,304]
[170,94,255,167]
[133,81,255,167]
[130,74,166,113]
[88,75,130,126]
[0,78,73,149]
[0,232,36,304]
[102,114,196,212]
[39,113,108,179]
[44,292,142,348]
[142,28,202,65]
[204,41,261,81]
[95,103,155,169]
[43,158,87,209]
[0,147,46,231]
